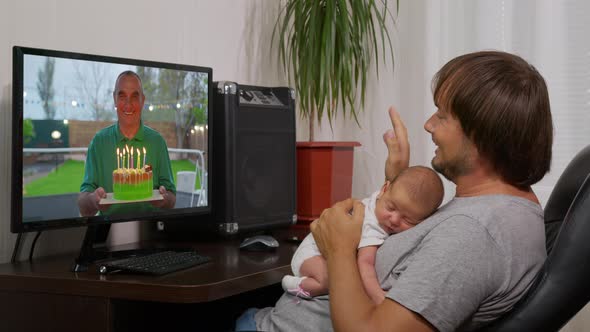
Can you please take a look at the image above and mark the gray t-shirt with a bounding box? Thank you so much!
[255,195,546,332]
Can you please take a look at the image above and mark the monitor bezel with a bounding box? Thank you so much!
[11,46,213,233]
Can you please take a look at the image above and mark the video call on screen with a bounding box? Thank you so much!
[21,54,209,223]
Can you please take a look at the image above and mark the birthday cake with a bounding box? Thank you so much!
[113,164,153,200]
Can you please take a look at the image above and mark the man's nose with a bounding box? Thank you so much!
[119,103,129,112]
[424,115,435,133]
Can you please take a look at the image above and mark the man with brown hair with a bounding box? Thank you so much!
[239,51,553,332]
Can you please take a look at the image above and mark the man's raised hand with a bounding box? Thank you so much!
[383,106,410,181]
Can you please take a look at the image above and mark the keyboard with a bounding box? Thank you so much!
[98,250,211,276]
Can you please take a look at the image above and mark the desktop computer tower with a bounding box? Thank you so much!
[212,81,297,235]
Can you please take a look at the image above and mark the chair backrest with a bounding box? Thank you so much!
[176,171,197,193]
[482,145,590,331]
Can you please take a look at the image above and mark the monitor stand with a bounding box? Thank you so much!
[71,224,107,272]
[71,224,163,272]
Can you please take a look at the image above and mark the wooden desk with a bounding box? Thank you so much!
[0,237,301,332]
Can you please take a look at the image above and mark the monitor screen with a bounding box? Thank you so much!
[11,46,212,233]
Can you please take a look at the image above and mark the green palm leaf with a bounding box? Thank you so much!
[273,0,396,140]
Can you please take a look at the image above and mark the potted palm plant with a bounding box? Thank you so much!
[274,0,396,225]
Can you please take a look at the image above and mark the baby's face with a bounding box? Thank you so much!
[374,184,427,235]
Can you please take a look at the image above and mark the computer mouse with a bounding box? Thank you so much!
[239,235,279,251]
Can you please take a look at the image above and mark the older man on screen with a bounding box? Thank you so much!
[78,71,176,217]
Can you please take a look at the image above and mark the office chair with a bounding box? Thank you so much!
[481,145,590,331]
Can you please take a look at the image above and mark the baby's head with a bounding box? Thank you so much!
[375,166,444,235]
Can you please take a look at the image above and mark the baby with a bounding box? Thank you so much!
[282,166,444,303]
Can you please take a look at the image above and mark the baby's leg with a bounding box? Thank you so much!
[299,255,329,297]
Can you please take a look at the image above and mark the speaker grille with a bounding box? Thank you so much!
[236,130,294,219]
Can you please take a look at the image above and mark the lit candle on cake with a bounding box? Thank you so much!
[125,145,130,169]
[143,147,146,168]
[130,147,134,169]
[116,147,120,169]
[136,148,140,170]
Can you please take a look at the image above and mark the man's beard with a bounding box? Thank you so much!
[431,144,475,182]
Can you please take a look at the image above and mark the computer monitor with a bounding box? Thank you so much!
[11,46,213,268]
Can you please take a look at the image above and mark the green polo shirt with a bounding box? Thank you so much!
[80,122,176,215]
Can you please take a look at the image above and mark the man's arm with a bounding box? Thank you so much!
[312,199,434,332]
[357,246,387,305]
